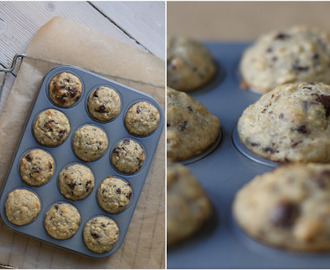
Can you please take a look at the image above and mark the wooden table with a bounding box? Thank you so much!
[0,2,165,268]
[0,1,165,115]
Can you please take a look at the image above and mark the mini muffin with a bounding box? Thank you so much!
[5,189,41,226]
[33,109,70,147]
[167,88,220,162]
[83,216,119,253]
[20,149,54,186]
[72,125,108,162]
[49,72,82,107]
[233,163,330,251]
[111,139,145,174]
[240,25,330,93]
[237,82,330,163]
[58,164,95,201]
[44,203,81,239]
[125,101,160,136]
[87,86,121,121]
[97,176,132,214]
[167,36,216,92]
[167,163,212,246]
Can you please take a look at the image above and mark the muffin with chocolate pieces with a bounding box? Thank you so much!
[240,25,330,93]
[233,163,330,251]
[238,82,330,163]
[49,72,82,107]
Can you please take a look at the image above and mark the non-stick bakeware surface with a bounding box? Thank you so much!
[0,65,164,258]
[167,42,330,269]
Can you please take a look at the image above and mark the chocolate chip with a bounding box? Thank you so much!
[48,162,52,169]
[266,47,273,53]
[315,94,330,117]
[68,182,76,190]
[68,86,76,97]
[123,139,130,145]
[136,106,141,114]
[292,64,309,72]
[96,105,106,112]
[263,146,275,153]
[32,166,41,173]
[292,125,308,134]
[91,233,99,239]
[54,204,59,210]
[246,139,260,147]
[272,56,278,62]
[58,129,66,138]
[178,121,187,132]
[275,33,290,40]
[25,154,33,161]
[269,201,299,228]
[312,53,319,61]
[167,122,171,127]
[127,192,132,200]
[93,89,99,97]
[279,113,284,119]
[291,140,302,148]
[116,188,121,194]
[101,223,106,228]
[85,181,92,190]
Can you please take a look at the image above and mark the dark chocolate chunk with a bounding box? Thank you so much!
[48,162,52,169]
[68,86,76,97]
[167,122,171,127]
[269,201,299,228]
[32,166,41,173]
[54,204,59,210]
[25,154,33,161]
[68,182,76,190]
[127,192,132,200]
[178,121,188,132]
[279,113,284,119]
[123,139,130,145]
[266,47,273,53]
[263,146,275,153]
[315,94,330,117]
[187,106,193,112]
[312,53,319,61]
[116,188,121,194]
[96,105,106,112]
[291,140,303,148]
[274,33,290,40]
[292,125,308,134]
[91,233,99,239]
[93,89,99,97]
[136,106,141,114]
[292,64,309,72]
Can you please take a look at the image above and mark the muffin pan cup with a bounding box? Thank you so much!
[167,42,330,269]
[0,65,164,258]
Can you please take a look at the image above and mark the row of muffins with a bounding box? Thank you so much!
[167,26,330,251]
[5,189,119,253]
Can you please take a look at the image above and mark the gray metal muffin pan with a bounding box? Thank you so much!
[0,65,164,258]
[167,42,330,269]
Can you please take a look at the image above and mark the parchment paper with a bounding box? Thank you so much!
[0,17,165,269]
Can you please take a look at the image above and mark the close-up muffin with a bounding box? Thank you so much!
[167,87,220,162]
[167,35,216,92]
[167,163,212,246]
[237,82,330,163]
[233,163,330,251]
[240,25,330,93]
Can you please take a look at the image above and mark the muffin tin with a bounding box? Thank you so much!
[167,42,330,268]
[0,65,164,258]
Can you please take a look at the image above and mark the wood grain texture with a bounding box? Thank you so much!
[91,1,165,59]
[0,1,165,69]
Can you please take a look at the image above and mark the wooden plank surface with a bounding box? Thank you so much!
[0,1,165,114]
[91,1,165,59]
